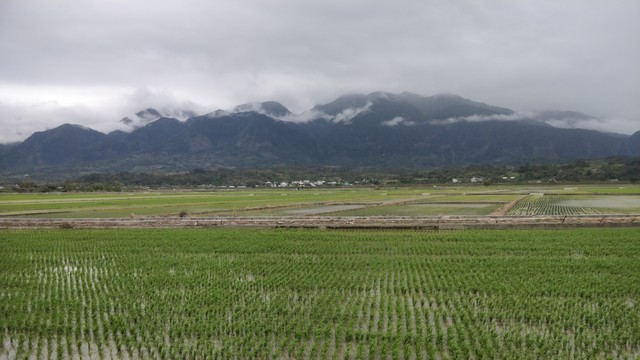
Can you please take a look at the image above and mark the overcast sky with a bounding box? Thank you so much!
[1,0,639,142]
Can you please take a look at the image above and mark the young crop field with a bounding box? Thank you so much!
[2,185,639,219]
[508,195,640,216]
[1,228,639,359]
[316,203,500,217]
[0,189,426,218]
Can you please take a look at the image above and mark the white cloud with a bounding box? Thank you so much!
[0,100,115,143]
[431,111,639,136]
[280,110,326,123]
[0,87,212,142]
[432,112,537,125]
[120,87,208,118]
[0,0,639,139]
[233,103,264,114]
[382,116,415,127]
[544,117,639,135]
[332,102,373,124]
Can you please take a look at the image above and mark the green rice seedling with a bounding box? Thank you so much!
[0,228,639,358]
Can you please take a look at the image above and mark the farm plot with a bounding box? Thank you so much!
[0,190,422,218]
[231,194,512,217]
[559,196,640,211]
[508,195,640,215]
[2,186,640,219]
[323,194,520,216]
[1,228,639,359]
[319,203,500,216]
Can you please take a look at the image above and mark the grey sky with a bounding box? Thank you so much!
[1,0,638,142]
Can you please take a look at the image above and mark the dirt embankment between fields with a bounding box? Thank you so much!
[1,215,639,230]
[490,195,529,216]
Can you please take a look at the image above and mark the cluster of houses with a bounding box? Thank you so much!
[210,180,354,190]
[451,177,485,184]
[451,176,517,184]
[264,180,352,188]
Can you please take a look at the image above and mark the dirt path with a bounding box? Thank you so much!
[1,214,638,230]
[490,195,529,216]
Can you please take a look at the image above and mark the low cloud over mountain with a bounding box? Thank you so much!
[1,92,639,175]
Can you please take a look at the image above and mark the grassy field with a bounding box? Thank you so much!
[1,228,639,359]
[0,189,422,218]
[1,184,639,218]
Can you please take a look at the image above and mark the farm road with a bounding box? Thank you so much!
[1,215,639,230]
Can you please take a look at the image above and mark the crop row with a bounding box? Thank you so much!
[508,195,611,216]
[1,228,639,359]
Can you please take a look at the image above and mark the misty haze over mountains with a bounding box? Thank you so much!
[2,1,638,149]
[113,92,621,133]
[1,92,639,175]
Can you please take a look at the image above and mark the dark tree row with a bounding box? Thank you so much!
[2,157,639,192]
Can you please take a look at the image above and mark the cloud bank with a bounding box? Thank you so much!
[0,0,638,142]
[432,112,537,125]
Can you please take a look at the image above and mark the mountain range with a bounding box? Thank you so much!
[1,91,639,175]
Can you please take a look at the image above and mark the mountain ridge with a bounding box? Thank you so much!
[1,92,638,175]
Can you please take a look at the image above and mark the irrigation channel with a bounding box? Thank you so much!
[1,214,639,230]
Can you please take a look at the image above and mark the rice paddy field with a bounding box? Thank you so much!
[1,227,639,359]
[1,184,639,218]
[1,185,639,358]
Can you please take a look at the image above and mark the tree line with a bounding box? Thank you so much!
[2,157,639,192]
